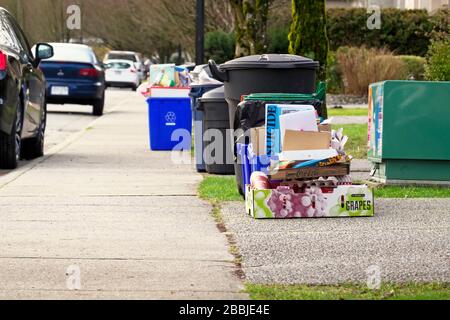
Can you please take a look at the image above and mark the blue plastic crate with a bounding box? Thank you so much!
[147,97,192,151]
[247,144,271,176]
[236,144,251,190]
[237,143,273,193]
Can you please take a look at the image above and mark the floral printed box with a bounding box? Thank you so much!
[246,185,374,219]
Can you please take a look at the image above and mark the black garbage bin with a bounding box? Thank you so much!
[208,54,320,129]
[209,54,320,195]
[199,86,235,175]
[190,83,223,172]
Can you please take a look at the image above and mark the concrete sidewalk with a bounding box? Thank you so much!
[0,92,246,299]
[332,116,368,125]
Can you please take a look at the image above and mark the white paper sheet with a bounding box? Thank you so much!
[279,108,319,149]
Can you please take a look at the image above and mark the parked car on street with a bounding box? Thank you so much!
[104,50,145,82]
[37,43,106,116]
[0,8,54,169]
[104,59,140,91]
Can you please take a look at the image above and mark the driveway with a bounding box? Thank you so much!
[221,199,450,285]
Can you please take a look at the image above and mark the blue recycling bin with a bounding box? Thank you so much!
[147,97,192,151]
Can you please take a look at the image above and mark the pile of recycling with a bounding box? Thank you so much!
[138,64,192,98]
[241,88,374,219]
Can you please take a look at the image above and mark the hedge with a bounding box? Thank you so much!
[267,8,449,57]
[205,31,235,64]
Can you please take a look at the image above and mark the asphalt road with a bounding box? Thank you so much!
[222,199,450,285]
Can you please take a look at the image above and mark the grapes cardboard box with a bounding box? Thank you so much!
[245,185,374,219]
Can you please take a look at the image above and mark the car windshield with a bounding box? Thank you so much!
[107,53,137,62]
[106,62,131,69]
[46,45,95,64]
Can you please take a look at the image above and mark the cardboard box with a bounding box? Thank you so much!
[250,127,266,156]
[283,130,331,151]
[319,124,331,132]
[270,163,350,181]
[246,184,374,219]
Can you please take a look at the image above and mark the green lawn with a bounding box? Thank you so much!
[332,124,368,159]
[198,123,450,201]
[199,176,450,202]
[247,283,450,300]
[375,185,450,198]
[328,108,369,117]
[198,176,243,202]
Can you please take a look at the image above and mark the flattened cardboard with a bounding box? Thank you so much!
[269,163,351,181]
[319,124,332,132]
[283,130,331,151]
[250,127,266,155]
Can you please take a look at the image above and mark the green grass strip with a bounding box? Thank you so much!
[328,108,369,117]
[246,283,450,300]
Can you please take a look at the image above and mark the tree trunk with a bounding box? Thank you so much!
[289,0,329,81]
[230,0,272,57]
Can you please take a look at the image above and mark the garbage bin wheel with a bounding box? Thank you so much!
[238,183,245,197]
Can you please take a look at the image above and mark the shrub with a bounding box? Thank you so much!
[266,8,447,59]
[267,25,290,54]
[425,39,450,81]
[429,9,449,42]
[326,51,344,94]
[326,8,435,57]
[337,47,405,96]
[205,31,235,64]
[399,55,426,80]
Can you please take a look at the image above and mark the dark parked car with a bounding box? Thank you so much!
[0,8,53,169]
[38,43,106,116]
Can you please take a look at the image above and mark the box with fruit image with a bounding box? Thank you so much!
[246,185,374,219]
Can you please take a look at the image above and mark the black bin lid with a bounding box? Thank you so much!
[220,54,319,70]
[200,86,225,102]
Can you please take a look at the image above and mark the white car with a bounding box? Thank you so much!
[104,51,145,82]
[104,60,140,91]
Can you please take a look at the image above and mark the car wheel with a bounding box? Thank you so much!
[0,103,23,169]
[93,93,105,116]
[21,103,46,160]
[131,85,137,92]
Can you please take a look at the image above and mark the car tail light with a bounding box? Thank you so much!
[0,51,7,71]
[130,68,137,73]
[79,68,99,77]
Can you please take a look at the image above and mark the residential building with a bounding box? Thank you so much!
[327,0,449,10]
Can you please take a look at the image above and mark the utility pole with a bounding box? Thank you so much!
[195,0,205,65]
[16,0,24,27]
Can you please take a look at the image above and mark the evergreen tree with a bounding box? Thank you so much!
[289,0,329,80]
